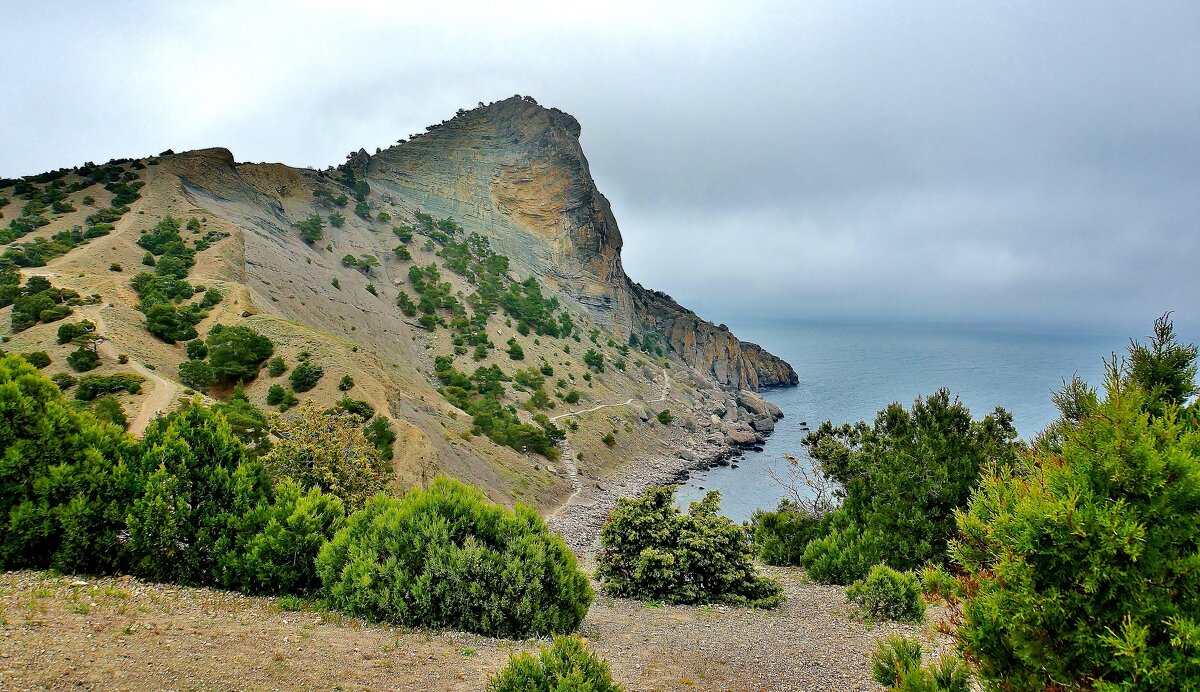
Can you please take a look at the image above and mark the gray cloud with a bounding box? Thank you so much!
[3,0,1197,334]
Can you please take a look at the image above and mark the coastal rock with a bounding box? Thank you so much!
[750,416,775,433]
[737,390,784,420]
[726,428,760,446]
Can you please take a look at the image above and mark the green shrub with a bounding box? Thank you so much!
[749,501,827,566]
[488,636,622,691]
[67,347,100,372]
[211,385,272,457]
[220,479,344,596]
[266,383,286,405]
[267,356,287,377]
[597,486,783,608]
[871,635,969,692]
[801,523,881,585]
[185,338,208,360]
[296,214,324,244]
[656,409,673,424]
[800,389,1019,575]
[56,319,95,345]
[317,477,591,637]
[847,565,925,622]
[952,362,1200,689]
[126,400,273,585]
[364,416,396,460]
[0,354,140,573]
[328,212,344,228]
[338,374,354,391]
[92,396,128,430]
[506,337,524,360]
[206,324,274,382]
[178,359,216,391]
[21,351,50,368]
[75,373,143,401]
[51,372,77,390]
[289,361,323,392]
[264,401,389,510]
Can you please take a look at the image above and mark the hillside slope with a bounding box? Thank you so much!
[0,96,796,512]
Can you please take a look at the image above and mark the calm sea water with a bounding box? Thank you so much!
[674,319,1132,522]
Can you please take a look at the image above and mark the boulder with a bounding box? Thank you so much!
[726,428,759,446]
[750,416,775,433]
[737,390,784,420]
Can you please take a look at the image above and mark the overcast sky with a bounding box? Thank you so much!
[3,1,1197,334]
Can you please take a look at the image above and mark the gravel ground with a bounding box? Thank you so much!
[0,568,952,691]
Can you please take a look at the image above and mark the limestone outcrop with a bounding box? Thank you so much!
[365,96,797,391]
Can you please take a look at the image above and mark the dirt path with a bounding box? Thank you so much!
[547,367,671,520]
[77,305,181,436]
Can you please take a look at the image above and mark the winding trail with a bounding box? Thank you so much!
[547,366,670,519]
[23,267,184,436]
[77,305,181,436]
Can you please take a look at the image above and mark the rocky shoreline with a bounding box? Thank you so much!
[547,389,786,558]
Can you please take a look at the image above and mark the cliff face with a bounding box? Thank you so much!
[365,96,796,391]
[631,285,798,391]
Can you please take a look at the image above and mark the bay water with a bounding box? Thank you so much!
[674,319,1133,522]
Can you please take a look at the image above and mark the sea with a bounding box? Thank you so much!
[673,318,1137,522]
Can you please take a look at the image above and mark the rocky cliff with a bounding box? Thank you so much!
[364,96,797,391]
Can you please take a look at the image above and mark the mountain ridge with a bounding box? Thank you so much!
[0,95,796,512]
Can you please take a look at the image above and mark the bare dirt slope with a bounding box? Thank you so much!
[0,569,953,692]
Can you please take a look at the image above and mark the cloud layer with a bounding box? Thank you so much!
[3,1,1197,333]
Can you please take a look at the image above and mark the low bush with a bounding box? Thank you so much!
[597,486,783,608]
[67,347,100,372]
[92,396,128,430]
[488,636,622,691]
[801,523,881,585]
[21,351,50,368]
[75,373,143,401]
[289,361,323,392]
[264,401,389,510]
[871,635,969,691]
[220,479,345,596]
[0,354,139,573]
[267,356,287,377]
[749,501,827,566]
[846,565,925,622]
[51,372,76,390]
[317,477,592,638]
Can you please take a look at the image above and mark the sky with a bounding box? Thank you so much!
[2,1,1198,336]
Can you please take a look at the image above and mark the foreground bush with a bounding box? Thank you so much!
[846,565,925,622]
[0,354,139,572]
[749,500,828,566]
[871,635,969,692]
[317,477,592,638]
[952,366,1200,689]
[488,636,622,692]
[801,522,881,585]
[597,486,783,608]
[222,479,345,595]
